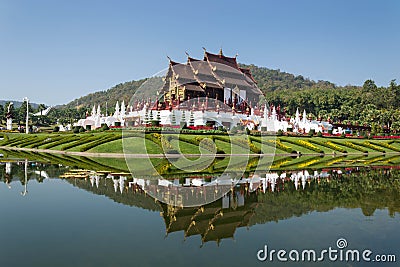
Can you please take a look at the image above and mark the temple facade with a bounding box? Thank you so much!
[160,48,263,113]
[75,49,333,133]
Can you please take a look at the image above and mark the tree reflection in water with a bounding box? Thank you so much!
[1,159,400,245]
[62,167,400,245]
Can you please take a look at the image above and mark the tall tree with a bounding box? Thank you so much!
[0,104,4,124]
[18,100,33,125]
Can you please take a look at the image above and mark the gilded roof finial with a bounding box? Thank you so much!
[219,47,223,56]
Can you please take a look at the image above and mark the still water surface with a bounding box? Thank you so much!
[1,161,399,267]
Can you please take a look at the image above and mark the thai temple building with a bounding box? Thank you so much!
[75,49,333,134]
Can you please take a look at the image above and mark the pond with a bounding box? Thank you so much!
[0,156,399,267]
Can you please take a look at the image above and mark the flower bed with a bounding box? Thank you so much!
[270,140,297,154]
[269,157,293,169]
[373,135,400,139]
[369,141,400,152]
[309,139,347,153]
[175,135,224,154]
[330,140,368,153]
[146,133,174,151]
[213,135,262,154]
[197,137,218,153]
[283,139,324,153]
[325,156,347,166]
[297,158,321,168]
[362,141,386,153]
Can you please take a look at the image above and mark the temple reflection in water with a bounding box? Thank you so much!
[2,160,400,245]
[63,167,400,244]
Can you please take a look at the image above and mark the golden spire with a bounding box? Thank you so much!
[219,47,223,56]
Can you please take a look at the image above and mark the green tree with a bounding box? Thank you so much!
[18,100,33,125]
[0,104,4,124]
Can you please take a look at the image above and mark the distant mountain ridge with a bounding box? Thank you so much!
[0,100,39,109]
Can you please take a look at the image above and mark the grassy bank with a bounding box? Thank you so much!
[1,131,400,156]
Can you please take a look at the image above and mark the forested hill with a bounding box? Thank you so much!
[62,64,338,110]
[63,79,146,110]
[239,64,338,92]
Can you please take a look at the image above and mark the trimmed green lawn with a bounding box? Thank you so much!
[89,137,162,154]
[3,132,400,157]
[169,139,201,154]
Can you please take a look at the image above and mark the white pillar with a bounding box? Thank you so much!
[23,97,29,134]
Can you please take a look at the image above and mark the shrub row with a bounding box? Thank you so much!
[362,141,386,153]
[308,139,347,153]
[0,133,9,144]
[297,157,323,168]
[282,139,324,153]
[213,135,262,154]
[2,135,28,146]
[145,133,178,153]
[176,135,225,154]
[1,136,23,146]
[60,135,98,151]
[79,134,121,152]
[269,157,294,169]
[369,141,400,152]
[246,157,261,170]
[180,129,228,135]
[330,140,368,153]
[27,135,65,148]
[8,136,38,147]
[194,136,220,153]
[18,134,60,148]
[270,140,297,154]
[252,137,305,154]
[17,136,50,148]
[41,135,80,149]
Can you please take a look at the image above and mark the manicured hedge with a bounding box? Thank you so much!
[0,135,23,146]
[176,135,225,154]
[282,139,324,154]
[250,136,299,154]
[17,136,51,148]
[60,135,98,151]
[41,136,80,149]
[9,136,39,147]
[145,133,178,154]
[79,134,121,152]
[213,135,262,154]
[362,141,386,153]
[308,139,347,153]
[27,135,65,148]
[330,140,368,153]
[369,141,400,152]
[269,156,294,169]
[0,133,9,144]
[273,140,297,154]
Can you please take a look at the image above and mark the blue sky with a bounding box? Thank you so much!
[1,0,399,105]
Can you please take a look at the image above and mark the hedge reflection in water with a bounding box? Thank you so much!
[2,159,400,244]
